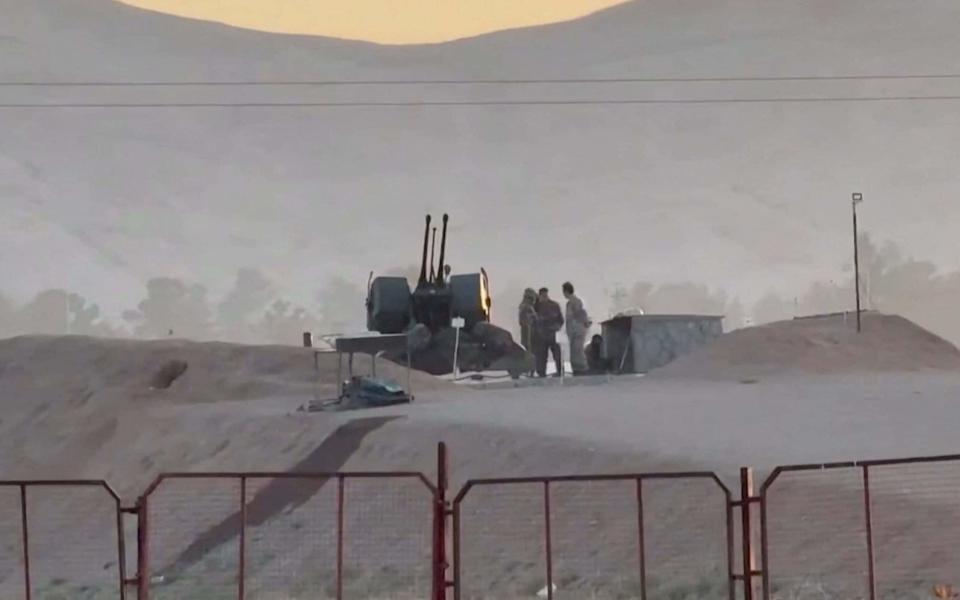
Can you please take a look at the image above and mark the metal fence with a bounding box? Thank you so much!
[140,472,438,600]
[452,473,734,600]
[760,454,960,600]
[0,480,127,600]
[5,449,960,600]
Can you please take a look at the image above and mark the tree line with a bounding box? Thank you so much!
[0,267,368,344]
[2,234,958,347]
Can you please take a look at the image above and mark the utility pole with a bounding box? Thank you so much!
[852,193,863,332]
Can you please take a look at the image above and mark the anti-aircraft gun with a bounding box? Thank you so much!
[367,214,490,334]
[365,214,528,377]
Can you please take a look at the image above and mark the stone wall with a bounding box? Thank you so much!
[602,315,723,373]
[630,316,723,372]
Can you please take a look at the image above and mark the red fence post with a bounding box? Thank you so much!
[862,466,877,600]
[543,481,553,600]
[20,484,31,600]
[239,476,247,600]
[336,475,345,600]
[636,478,647,600]
[434,442,449,600]
[759,482,770,600]
[138,494,150,600]
[741,467,756,600]
[726,486,736,600]
[452,489,462,600]
[116,499,128,600]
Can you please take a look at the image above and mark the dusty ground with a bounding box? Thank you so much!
[2,315,960,598]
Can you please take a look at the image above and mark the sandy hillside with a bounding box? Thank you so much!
[655,312,960,381]
[0,335,448,485]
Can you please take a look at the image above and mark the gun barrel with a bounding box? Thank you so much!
[437,214,449,285]
[429,227,437,281]
[418,214,431,285]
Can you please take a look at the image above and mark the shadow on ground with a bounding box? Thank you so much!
[157,416,400,578]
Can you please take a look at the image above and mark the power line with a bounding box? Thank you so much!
[4,73,960,87]
[5,95,960,108]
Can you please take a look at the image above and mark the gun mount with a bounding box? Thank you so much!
[367,213,491,335]
[364,214,526,377]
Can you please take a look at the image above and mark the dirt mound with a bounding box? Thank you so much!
[654,312,960,380]
[0,335,449,404]
[0,335,454,491]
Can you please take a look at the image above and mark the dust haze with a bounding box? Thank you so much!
[6,4,960,597]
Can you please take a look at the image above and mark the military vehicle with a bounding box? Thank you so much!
[365,214,530,377]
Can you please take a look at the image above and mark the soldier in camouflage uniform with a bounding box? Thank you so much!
[518,288,538,376]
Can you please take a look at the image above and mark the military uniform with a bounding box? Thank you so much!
[518,288,538,352]
[565,293,592,374]
[535,297,564,377]
[586,335,610,374]
[518,289,539,377]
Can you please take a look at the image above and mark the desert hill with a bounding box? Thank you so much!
[3,0,960,316]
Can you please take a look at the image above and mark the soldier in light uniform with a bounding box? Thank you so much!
[562,281,592,375]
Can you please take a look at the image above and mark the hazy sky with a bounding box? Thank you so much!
[118,0,629,43]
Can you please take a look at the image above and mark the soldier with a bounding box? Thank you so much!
[535,287,564,377]
[518,288,538,350]
[518,288,539,376]
[585,334,610,374]
[562,281,592,375]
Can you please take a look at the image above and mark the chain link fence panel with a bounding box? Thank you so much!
[243,476,339,600]
[456,481,546,600]
[0,486,26,598]
[642,476,731,600]
[763,467,870,600]
[0,483,123,600]
[146,476,241,600]
[455,475,731,600]
[341,477,434,599]
[869,460,960,600]
[144,474,435,600]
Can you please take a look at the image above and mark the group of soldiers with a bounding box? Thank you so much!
[517,282,608,377]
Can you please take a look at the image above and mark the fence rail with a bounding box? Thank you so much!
[3,448,960,599]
